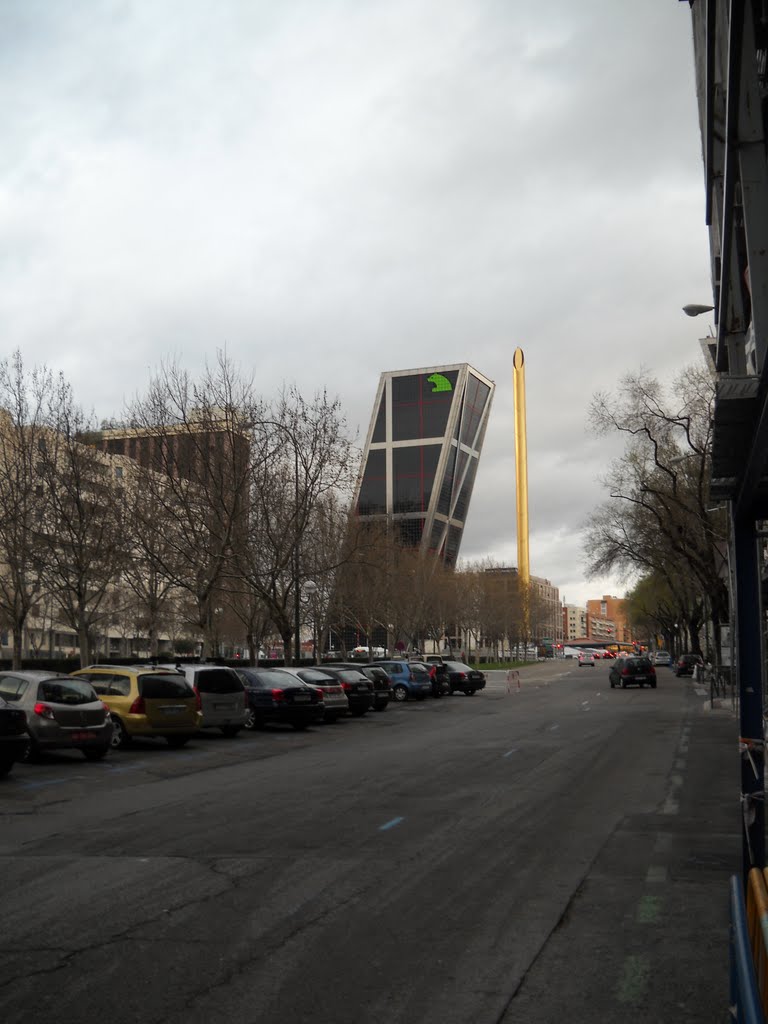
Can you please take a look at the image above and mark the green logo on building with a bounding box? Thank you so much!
[427,373,453,393]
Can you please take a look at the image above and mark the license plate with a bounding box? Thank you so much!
[70,731,96,741]
[293,694,310,703]
[214,703,229,710]
[163,706,184,715]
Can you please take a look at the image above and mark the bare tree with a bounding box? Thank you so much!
[584,364,727,661]
[124,351,261,658]
[38,379,128,667]
[0,351,55,667]
[240,387,356,665]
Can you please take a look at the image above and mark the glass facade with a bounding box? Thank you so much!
[354,364,494,566]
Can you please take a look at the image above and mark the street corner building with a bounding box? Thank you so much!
[353,363,495,565]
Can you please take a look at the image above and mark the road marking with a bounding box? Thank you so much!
[20,776,79,790]
[548,723,559,731]
[503,748,519,757]
[646,865,668,884]
[616,953,651,1004]
[637,894,663,923]
[379,816,404,831]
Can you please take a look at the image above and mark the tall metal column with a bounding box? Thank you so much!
[733,509,765,879]
[512,348,530,636]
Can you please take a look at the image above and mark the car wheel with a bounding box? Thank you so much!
[651,681,657,689]
[110,718,130,749]
[22,738,42,762]
[220,725,241,738]
[610,679,615,688]
[392,684,408,702]
[82,745,109,761]
[0,758,15,777]
[166,736,190,748]
[244,708,257,730]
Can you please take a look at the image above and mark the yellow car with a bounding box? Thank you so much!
[72,665,202,749]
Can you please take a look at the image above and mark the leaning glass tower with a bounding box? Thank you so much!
[353,363,494,566]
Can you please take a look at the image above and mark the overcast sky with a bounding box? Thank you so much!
[0,0,711,607]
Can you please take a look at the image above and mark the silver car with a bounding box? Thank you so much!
[0,670,112,761]
[277,666,350,723]
[157,664,248,736]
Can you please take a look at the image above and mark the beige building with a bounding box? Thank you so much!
[530,574,563,643]
[562,603,587,640]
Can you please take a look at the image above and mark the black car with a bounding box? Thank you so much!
[333,664,390,711]
[0,695,28,777]
[609,656,657,689]
[236,668,324,730]
[311,666,374,716]
[442,661,486,695]
[409,660,450,698]
[675,653,703,677]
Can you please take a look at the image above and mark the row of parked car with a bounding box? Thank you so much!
[0,657,487,777]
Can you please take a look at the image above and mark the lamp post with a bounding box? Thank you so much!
[303,580,318,664]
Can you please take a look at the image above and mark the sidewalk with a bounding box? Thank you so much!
[500,682,743,1023]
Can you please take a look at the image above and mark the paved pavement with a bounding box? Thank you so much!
[484,661,744,1022]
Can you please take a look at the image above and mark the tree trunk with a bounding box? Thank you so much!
[245,631,256,666]
[78,624,91,668]
[12,622,23,670]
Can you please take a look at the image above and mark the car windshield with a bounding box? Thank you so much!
[444,662,470,670]
[332,670,367,683]
[294,670,336,683]
[194,669,243,693]
[140,675,194,699]
[238,669,293,689]
[38,679,98,705]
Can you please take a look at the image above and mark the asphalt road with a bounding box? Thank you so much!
[0,661,739,1024]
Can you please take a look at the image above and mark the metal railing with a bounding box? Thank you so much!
[730,875,765,1023]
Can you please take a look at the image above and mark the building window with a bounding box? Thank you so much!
[393,445,440,514]
[357,449,386,515]
[391,371,458,442]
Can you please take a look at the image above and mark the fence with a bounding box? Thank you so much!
[731,874,764,1023]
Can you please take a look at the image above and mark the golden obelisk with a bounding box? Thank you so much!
[512,349,530,630]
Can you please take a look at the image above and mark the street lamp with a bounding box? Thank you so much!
[303,580,319,663]
[682,303,715,317]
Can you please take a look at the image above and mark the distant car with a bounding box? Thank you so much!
[675,653,703,677]
[609,656,656,689]
[72,665,201,749]
[235,668,324,730]
[372,660,432,702]
[652,651,672,667]
[578,651,595,667]
[0,694,29,776]
[410,660,451,698]
[277,666,350,722]
[441,661,486,695]
[332,664,391,711]
[312,666,374,716]
[0,671,112,761]
[157,664,248,736]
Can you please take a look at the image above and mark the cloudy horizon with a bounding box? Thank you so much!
[0,0,712,608]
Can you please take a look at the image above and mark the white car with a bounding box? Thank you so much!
[578,650,596,667]
[652,650,672,666]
